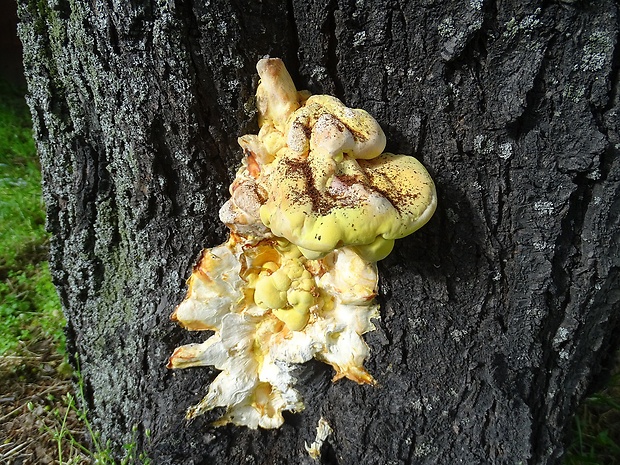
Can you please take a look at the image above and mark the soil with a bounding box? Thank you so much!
[0,340,87,465]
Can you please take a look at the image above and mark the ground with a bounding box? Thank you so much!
[0,339,86,464]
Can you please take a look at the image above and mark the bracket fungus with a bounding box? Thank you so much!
[168,58,437,429]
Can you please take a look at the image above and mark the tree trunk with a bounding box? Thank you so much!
[18,0,620,464]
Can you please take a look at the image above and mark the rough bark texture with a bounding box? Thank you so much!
[17,0,620,464]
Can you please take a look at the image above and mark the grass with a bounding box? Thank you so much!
[0,79,65,355]
[1,345,151,464]
[26,361,152,465]
[565,362,620,464]
[0,78,617,463]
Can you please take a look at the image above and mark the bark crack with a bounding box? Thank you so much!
[324,0,345,98]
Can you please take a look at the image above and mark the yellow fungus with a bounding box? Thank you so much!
[168,57,436,429]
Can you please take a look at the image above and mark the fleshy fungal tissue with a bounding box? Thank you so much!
[167,58,437,429]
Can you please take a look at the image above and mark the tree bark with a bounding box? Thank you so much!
[18,0,620,464]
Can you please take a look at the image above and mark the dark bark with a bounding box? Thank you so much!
[17,0,620,464]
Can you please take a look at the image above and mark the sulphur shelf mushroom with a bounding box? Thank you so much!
[168,57,437,429]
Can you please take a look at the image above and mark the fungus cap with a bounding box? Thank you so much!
[260,152,436,261]
[286,94,387,160]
